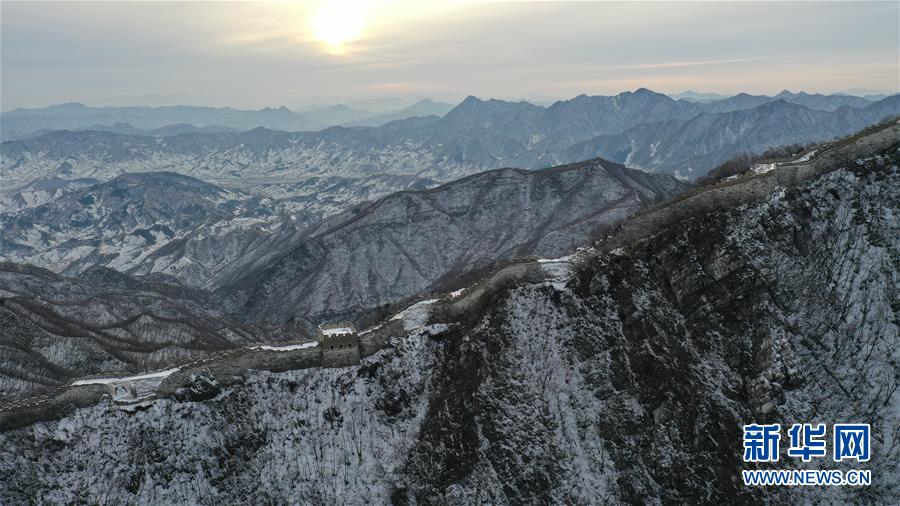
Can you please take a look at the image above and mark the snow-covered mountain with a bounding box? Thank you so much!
[0,172,436,289]
[0,156,684,399]
[223,158,687,327]
[1,148,895,504]
[0,176,99,213]
[0,262,270,401]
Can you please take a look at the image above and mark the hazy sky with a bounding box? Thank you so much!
[2,1,898,110]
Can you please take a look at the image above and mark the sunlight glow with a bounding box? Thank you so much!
[311,0,372,54]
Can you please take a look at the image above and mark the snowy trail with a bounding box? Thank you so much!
[391,298,439,331]
[70,368,182,386]
[538,254,576,288]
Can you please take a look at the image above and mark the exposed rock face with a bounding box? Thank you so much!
[2,157,895,504]
[224,158,686,326]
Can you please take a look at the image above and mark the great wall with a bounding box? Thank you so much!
[1,118,897,431]
[606,118,900,249]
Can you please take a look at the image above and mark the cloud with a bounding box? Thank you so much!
[1,0,897,109]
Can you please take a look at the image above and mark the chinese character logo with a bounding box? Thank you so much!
[787,423,827,461]
[743,424,781,462]
[833,424,870,462]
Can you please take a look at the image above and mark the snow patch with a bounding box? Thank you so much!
[321,327,354,337]
[70,368,180,386]
[538,254,574,289]
[249,342,319,352]
[752,162,776,174]
[795,149,817,163]
[391,298,438,331]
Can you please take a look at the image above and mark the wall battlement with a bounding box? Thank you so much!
[317,322,361,368]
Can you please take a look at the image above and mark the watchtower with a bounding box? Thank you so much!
[317,322,361,367]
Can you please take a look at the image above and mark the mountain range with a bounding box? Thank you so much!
[3,90,896,191]
[0,99,458,142]
[555,97,900,178]
[0,103,323,141]
[0,158,686,328]
[2,89,884,141]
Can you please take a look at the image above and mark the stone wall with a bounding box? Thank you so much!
[359,320,406,359]
[775,162,816,187]
[321,333,361,368]
[606,119,899,251]
[778,120,899,186]
[607,172,777,249]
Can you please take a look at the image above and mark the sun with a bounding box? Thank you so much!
[311,0,371,54]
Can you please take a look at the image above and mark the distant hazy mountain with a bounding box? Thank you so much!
[3,91,896,185]
[0,89,705,185]
[699,93,778,114]
[299,104,375,126]
[344,94,462,113]
[541,89,702,139]
[0,103,324,140]
[345,99,455,126]
[701,90,875,114]
[223,157,687,327]
[9,122,240,141]
[669,90,729,103]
